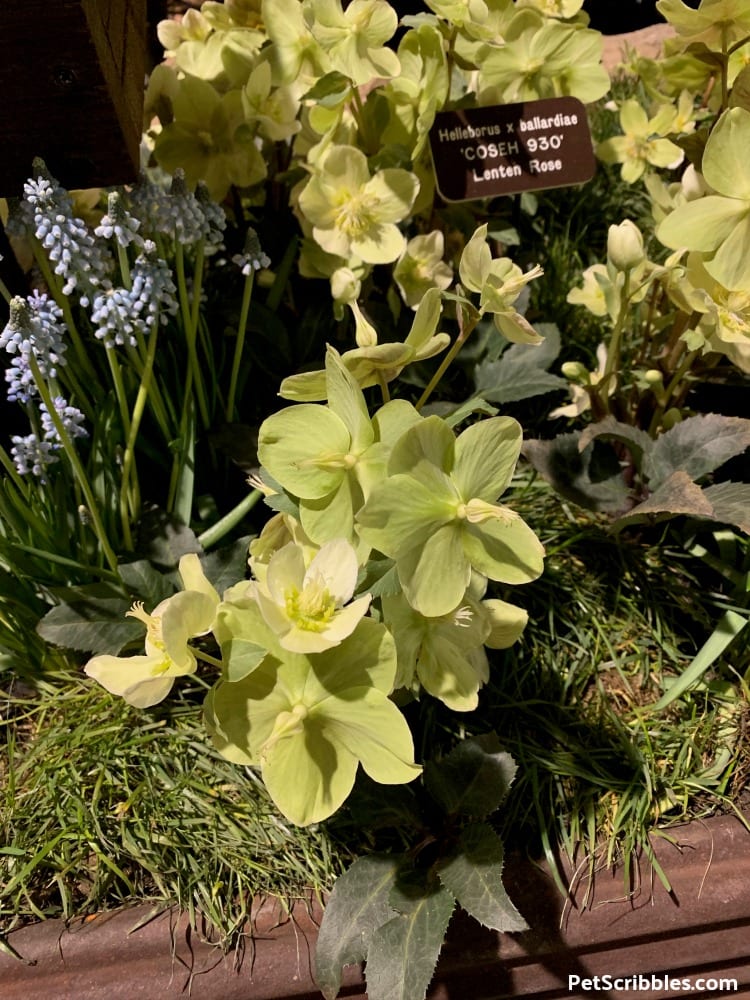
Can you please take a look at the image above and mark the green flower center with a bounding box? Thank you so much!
[335,192,375,240]
[285,578,338,632]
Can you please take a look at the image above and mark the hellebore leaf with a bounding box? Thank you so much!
[423,732,517,817]
[365,875,455,1000]
[643,413,750,490]
[438,822,527,932]
[315,855,399,1000]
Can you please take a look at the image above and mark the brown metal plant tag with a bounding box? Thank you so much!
[429,97,596,202]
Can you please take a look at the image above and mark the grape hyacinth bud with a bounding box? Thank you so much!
[232,228,270,275]
[195,181,226,253]
[95,192,142,249]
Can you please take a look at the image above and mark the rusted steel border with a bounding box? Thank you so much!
[2,814,749,999]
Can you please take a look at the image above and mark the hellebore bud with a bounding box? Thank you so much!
[607,219,645,272]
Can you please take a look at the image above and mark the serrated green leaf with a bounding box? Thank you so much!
[118,560,176,608]
[358,559,401,599]
[613,471,714,531]
[36,599,143,654]
[702,482,750,533]
[200,536,252,594]
[438,822,527,932]
[643,414,750,490]
[523,434,631,514]
[578,417,654,471]
[315,855,399,1000]
[423,733,517,818]
[365,877,454,1000]
[135,508,202,569]
[474,323,565,404]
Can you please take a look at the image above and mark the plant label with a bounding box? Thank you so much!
[429,97,595,202]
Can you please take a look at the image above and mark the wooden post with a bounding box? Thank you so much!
[0,0,147,196]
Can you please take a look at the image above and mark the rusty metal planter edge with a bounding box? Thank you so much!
[2,812,750,1000]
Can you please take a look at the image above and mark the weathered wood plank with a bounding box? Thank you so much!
[0,0,147,195]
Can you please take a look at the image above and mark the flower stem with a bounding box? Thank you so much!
[226,269,254,421]
[28,354,118,572]
[175,242,209,428]
[120,321,160,550]
[415,299,479,410]
[197,489,262,550]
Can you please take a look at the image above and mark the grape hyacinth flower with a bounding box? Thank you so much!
[40,396,88,443]
[90,241,178,347]
[94,191,143,249]
[23,174,111,306]
[10,433,59,479]
[0,293,68,400]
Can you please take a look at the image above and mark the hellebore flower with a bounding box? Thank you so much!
[657,108,750,292]
[278,288,450,400]
[356,415,544,617]
[597,99,683,184]
[84,555,219,708]
[383,589,528,711]
[298,145,419,265]
[253,538,372,653]
[204,604,421,825]
[308,0,401,85]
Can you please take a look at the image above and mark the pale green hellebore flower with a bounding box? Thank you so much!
[278,288,450,399]
[309,0,401,85]
[394,231,454,309]
[298,145,419,265]
[262,0,331,87]
[259,347,422,549]
[205,606,421,826]
[657,108,750,292]
[656,0,750,49]
[478,11,609,105]
[153,76,266,200]
[357,415,545,617]
[459,224,544,343]
[597,99,683,185]
[84,555,220,708]
[253,538,372,653]
[383,590,527,711]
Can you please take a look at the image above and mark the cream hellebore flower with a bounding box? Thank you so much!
[278,287,450,399]
[597,99,683,184]
[298,145,419,265]
[394,231,454,309]
[459,224,544,344]
[383,589,528,711]
[657,108,750,292]
[84,555,220,708]
[252,538,372,653]
[656,0,750,49]
[309,0,401,85]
